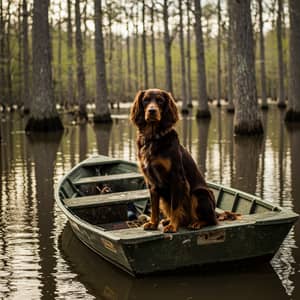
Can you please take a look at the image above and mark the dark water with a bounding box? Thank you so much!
[0,104,299,300]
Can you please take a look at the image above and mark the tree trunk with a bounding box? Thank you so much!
[142,0,148,88]
[0,0,5,106]
[257,0,268,109]
[117,35,123,107]
[83,1,88,48]
[134,5,139,90]
[216,0,221,107]
[186,0,192,108]
[229,0,263,135]
[194,0,210,118]
[126,17,132,94]
[93,0,112,123]
[25,0,63,132]
[75,0,87,120]
[57,2,63,107]
[277,0,286,108]
[22,0,30,113]
[227,1,234,113]
[150,0,156,87]
[107,14,113,100]
[6,1,12,107]
[17,3,22,105]
[285,0,300,122]
[179,0,188,113]
[67,0,74,108]
[163,0,173,94]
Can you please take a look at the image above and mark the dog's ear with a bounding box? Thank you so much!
[130,90,146,128]
[161,91,179,128]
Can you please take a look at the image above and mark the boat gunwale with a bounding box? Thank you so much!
[55,156,299,244]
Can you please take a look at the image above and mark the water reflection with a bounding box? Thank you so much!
[196,118,210,176]
[0,115,41,299]
[60,223,287,300]
[93,123,112,156]
[0,106,299,299]
[232,136,263,194]
[79,124,88,161]
[271,123,300,297]
[27,132,63,299]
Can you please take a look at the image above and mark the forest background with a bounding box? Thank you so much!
[0,0,289,110]
[2,0,300,137]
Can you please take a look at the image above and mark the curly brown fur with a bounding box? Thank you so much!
[130,88,218,233]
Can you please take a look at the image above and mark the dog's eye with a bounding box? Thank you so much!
[157,98,164,105]
[142,98,150,105]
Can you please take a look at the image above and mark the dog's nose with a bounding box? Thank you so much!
[148,107,157,115]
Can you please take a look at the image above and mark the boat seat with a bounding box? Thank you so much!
[63,189,150,209]
[73,172,144,185]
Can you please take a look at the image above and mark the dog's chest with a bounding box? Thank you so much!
[139,143,171,186]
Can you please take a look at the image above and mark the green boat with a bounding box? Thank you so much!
[55,155,298,276]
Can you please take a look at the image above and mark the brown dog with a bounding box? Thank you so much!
[130,89,218,233]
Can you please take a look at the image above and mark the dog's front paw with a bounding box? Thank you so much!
[143,222,158,230]
[188,221,206,230]
[163,223,178,233]
[161,218,170,226]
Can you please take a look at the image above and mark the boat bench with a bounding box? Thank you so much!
[73,172,144,185]
[63,189,150,209]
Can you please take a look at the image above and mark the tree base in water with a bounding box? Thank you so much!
[25,116,64,132]
[285,109,300,122]
[261,104,269,110]
[234,120,264,135]
[93,113,112,123]
[77,110,88,121]
[181,108,189,114]
[196,109,211,119]
[23,107,30,114]
[277,102,287,109]
[227,106,235,113]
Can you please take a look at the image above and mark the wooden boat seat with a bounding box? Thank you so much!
[63,189,150,209]
[73,172,144,185]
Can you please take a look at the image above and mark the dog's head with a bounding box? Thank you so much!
[130,89,179,130]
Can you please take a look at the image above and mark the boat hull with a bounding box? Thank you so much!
[67,210,296,276]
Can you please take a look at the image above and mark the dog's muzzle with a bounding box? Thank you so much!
[145,106,161,122]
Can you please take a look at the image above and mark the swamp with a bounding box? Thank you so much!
[0,104,299,299]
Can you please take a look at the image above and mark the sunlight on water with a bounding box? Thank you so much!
[0,105,299,299]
